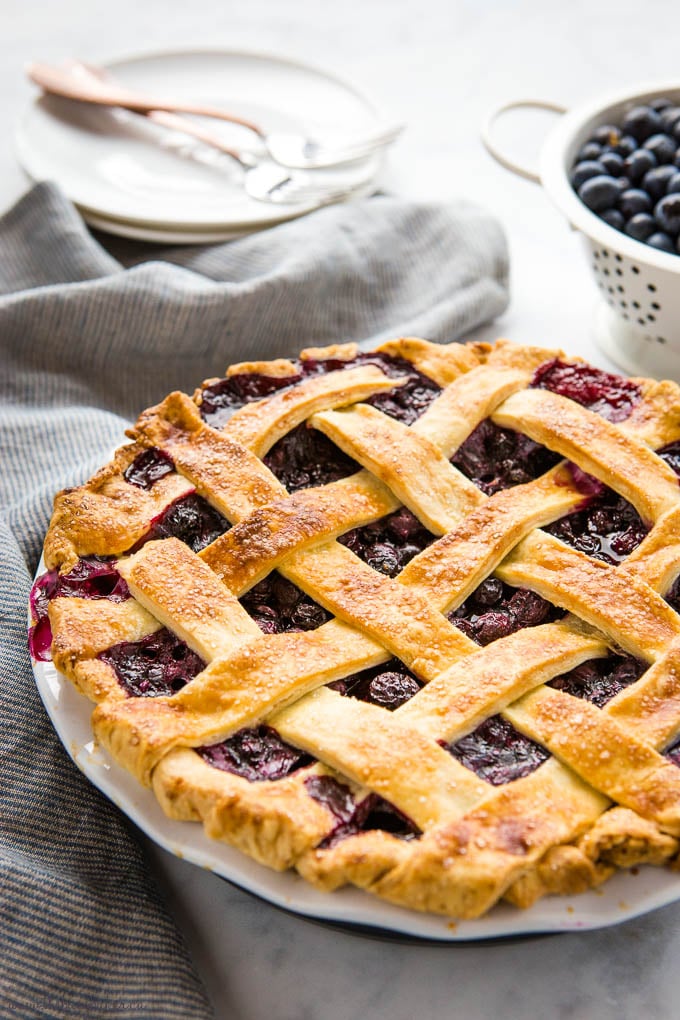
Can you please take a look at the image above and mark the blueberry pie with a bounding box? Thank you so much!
[31,338,680,919]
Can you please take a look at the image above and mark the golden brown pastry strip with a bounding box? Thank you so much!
[273,687,488,829]
[227,366,404,457]
[493,388,680,523]
[117,538,262,661]
[505,687,680,835]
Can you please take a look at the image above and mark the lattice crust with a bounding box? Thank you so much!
[37,337,680,921]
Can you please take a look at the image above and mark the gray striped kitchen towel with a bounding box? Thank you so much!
[0,182,508,1019]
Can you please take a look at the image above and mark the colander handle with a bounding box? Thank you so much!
[482,99,568,183]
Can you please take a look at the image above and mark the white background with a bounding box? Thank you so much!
[5,1,680,1017]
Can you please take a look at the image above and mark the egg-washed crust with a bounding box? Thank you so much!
[36,337,680,919]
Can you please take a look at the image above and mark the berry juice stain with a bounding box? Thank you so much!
[28,557,129,661]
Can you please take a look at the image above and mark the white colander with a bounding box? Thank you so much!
[483,83,680,381]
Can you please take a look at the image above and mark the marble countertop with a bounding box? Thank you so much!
[4,0,680,1016]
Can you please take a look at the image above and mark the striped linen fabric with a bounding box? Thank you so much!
[0,182,508,1018]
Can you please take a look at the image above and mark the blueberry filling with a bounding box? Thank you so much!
[659,439,680,478]
[545,481,649,564]
[123,447,175,489]
[99,627,205,697]
[135,492,230,553]
[200,371,304,428]
[448,579,563,646]
[305,774,420,846]
[338,507,434,578]
[240,572,332,634]
[548,654,646,708]
[264,424,360,492]
[446,715,550,785]
[198,352,441,428]
[28,557,129,661]
[665,575,680,616]
[328,659,423,710]
[452,359,642,496]
[452,419,560,495]
[198,726,312,782]
[364,370,441,426]
[660,447,680,620]
[532,359,642,422]
[665,736,680,769]
[545,438,680,565]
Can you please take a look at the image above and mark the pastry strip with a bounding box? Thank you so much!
[493,389,680,523]
[272,687,488,828]
[226,366,404,457]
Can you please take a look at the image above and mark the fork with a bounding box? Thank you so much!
[62,62,375,207]
[27,60,403,170]
[142,109,376,205]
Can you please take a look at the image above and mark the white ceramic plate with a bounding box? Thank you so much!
[29,567,680,940]
[83,207,259,245]
[15,49,385,237]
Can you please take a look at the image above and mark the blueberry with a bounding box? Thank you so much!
[367,671,420,710]
[507,588,551,627]
[618,188,652,217]
[290,600,328,630]
[643,133,677,164]
[601,208,625,230]
[625,212,657,241]
[472,577,504,607]
[570,159,606,189]
[592,123,621,146]
[613,134,637,157]
[673,121,680,143]
[578,175,623,212]
[651,97,674,112]
[623,148,657,183]
[578,141,603,161]
[666,172,680,194]
[654,192,680,234]
[474,611,514,645]
[647,231,675,252]
[622,105,663,141]
[365,542,401,577]
[660,106,680,130]
[598,151,624,175]
[642,164,677,200]
[397,542,423,568]
[255,607,284,634]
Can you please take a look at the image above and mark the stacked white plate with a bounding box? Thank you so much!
[15,49,387,244]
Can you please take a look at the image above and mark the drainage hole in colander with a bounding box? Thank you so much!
[615,254,623,262]
[647,283,657,292]
[632,301,641,309]
[615,268,623,276]
[632,266,640,274]
[657,337,667,344]
[651,301,660,310]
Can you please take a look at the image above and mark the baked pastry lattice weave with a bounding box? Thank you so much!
[32,338,680,919]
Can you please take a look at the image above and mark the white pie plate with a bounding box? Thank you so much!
[15,48,386,239]
[29,555,680,941]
